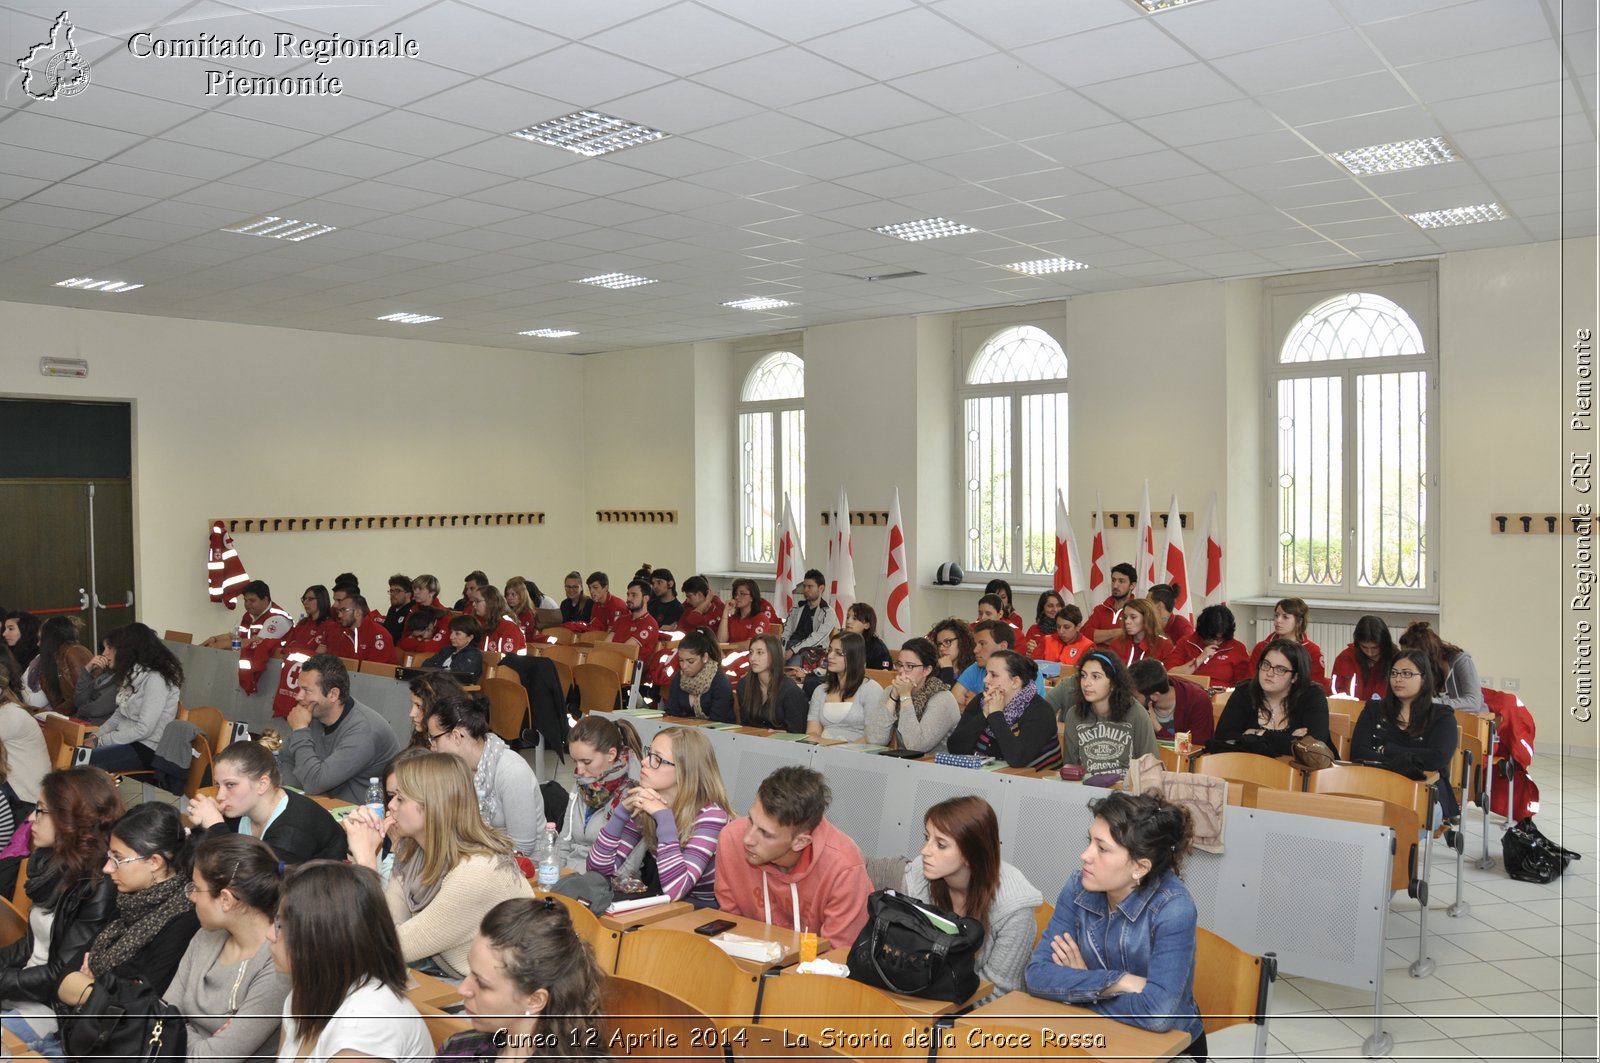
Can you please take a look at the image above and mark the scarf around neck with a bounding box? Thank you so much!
[678,661,716,702]
[473,733,509,825]
[908,675,951,722]
[577,752,632,812]
[1002,684,1037,728]
[88,873,192,977]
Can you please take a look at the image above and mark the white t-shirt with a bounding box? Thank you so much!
[277,979,430,1063]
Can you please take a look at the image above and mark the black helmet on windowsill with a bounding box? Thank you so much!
[934,561,965,586]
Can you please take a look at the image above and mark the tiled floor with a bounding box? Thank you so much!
[1206,754,1599,1062]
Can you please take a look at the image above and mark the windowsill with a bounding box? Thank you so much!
[920,581,1055,595]
[1230,594,1439,615]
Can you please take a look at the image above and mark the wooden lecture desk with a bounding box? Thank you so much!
[648,909,829,974]
[806,944,995,1018]
[947,991,1194,1063]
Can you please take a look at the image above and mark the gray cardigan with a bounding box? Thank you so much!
[477,734,543,856]
[283,699,404,804]
[904,859,1042,998]
[807,679,884,741]
[1440,651,1486,714]
[95,667,180,750]
[865,688,961,753]
[164,929,288,1063]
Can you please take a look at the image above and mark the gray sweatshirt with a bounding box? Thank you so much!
[903,859,1043,998]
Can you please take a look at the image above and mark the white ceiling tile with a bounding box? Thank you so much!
[1014,20,1195,87]
[1031,187,1147,219]
[1076,149,1209,187]
[317,181,449,213]
[964,91,1119,141]
[695,0,917,44]
[931,0,1137,50]
[1399,40,1566,99]
[206,161,357,199]
[1121,172,1243,206]
[274,139,422,180]
[890,54,1061,113]
[338,60,474,109]
[1079,63,1245,121]
[752,181,880,213]
[1297,108,1446,154]
[1429,81,1566,132]
[403,80,570,136]
[385,2,563,75]
[1254,71,1416,126]
[784,84,944,138]
[597,79,765,135]
[1338,0,1476,24]
[610,180,729,213]
[411,198,526,227]
[1362,0,1555,67]
[835,163,960,199]
[685,160,805,196]
[608,138,745,178]
[338,111,493,155]
[1452,118,1567,160]
[1134,99,1283,147]
[494,44,674,108]
[1252,178,1369,208]
[1154,0,1345,58]
[67,163,207,198]
[215,93,389,136]
[433,138,583,179]
[585,3,784,78]
[1360,162,1480,196]
[526,161,664,196]
[0,110,145,163]
[160,112,320,158]
[927,143,1059,182]
[690,112,840,156]
[1212,31,1387,95]
[1185,129,1320,170]
[1224,157,1347,193]
[371,159,508,197]
[692,47,872,108]
[980,168,1105,201]
[1027,122,1167,166]
[113,139,257,180]
[1284,198,1395,225]
[805,7,994,80]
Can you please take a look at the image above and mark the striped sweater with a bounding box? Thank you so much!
[588,802,730,907]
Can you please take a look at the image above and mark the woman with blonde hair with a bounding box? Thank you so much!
[1104,600,1176,667]
[343,752,532,978]
[503,577,539,642]
[587,726,731,908]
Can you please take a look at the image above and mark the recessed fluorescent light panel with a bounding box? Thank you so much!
[55,277,142,292]
[519,328,579,338]
[1005,257,1089,276]
[511,111,669,157]
[1130,0,1214,11]
[1406,203,1507,229]
[377,312,440,324]
[722,297,794,310]
[1331,136,1458,176]
[222,214,337,241]
[577,273,657,289]
[873,218,979,241]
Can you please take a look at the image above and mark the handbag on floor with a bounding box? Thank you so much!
[60,971,187,1063]
[846,889,984,1003]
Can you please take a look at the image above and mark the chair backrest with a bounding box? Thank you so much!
[42,728,65,770]
[1325,711,1353,759]
[337,657,360,672]
[543,644,585,670]
[478,676,532,744]
[1212,690,1230,724]
[585,648,634,685]
[756,973,929,1057]
[573,664,623,716]
[864,668,895,689]
[1195,752,1300,797]
[1249,788,1385,825]
[180,706,228,754]
[725,1024,854,1060]
[1307,764,1425,893]
[162,630,193,644]
[1170,671,1210,689]
[1032,901,1054,948]
[539,626,576,644]
[358,659,395,676]
[602,975,718,1046]
[0,895,26,949]
[615,927,763,1022]
[1194,926,1275,1036]
[574,630,608,646]
[183,734,215,800]
[12,857,28,915]
[415,1003,471,1050]
[531,890,614,970]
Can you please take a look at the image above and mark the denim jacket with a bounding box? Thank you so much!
[1024,869,1203,1040]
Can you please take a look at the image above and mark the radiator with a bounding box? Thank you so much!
[1255,618,1357,656]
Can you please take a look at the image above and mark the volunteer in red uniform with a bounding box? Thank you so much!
[564,572,628,634]
[398,609,447,657]
[1103,599,1175,668]
[410,574,448,620]
[271,585,340,717]
[675,575,725,633]
[1168,604,1253,688]
[326,595,397,664]
[503,577,541,642]
[1051,604,1095,668]
[454,569,488,612]
[1085,563,1137,644]
[1250,597,1329,692]
[1021,591,1067,659]
[608,578,661,659]
[1149,583,1194,647]
[471,585,527,656]
[973,594,1011,640]
[228,580,293,695]
[716,578,777,645]
[1331,615,1394,702]
[982,579,1026,642]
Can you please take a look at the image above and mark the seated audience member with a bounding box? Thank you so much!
[676,575,726,634]
[1167,604,1252,688]
[72,636,120,725]
[953,621,1043,709]
[282,585,340,661]
[561,716,642,872]
[664,629,734,723]
[647,568,685,629]
[982,579,1026,642]
[1398,621,1487,715]
[1104,600,1176,668]
[567,572,628,635]
[807,632,884,743]
[425,693,543,857]
[424,615,486,682]
[714,766,871,945]
[738,634,809,734]
[165,835,288,1063]
[843,602,893,670]
[1352,649,1462,817]
[343,752,533,978]
[399,607,448,658]
[717,578,778,646]
[270,862,430,1063]
[606,578,661,658]
[2,612,40,671]
[0,654,50,819]
[470,585,526,657]
[1213,638,1331,756]
[55,804,201,1021]
[974,593,1007,628]
[1128,660,1215,746]
[84,623,182,777]
[382,574,413,642]
[0,767,120,1054]
[867,638,960,754]
[441,898,607,1062]
[906,796,1041,998]
[201,580,289,650]
[928,619,978,688]
[1249,598,1329,692]
[407,673,465,750]
[410,573,448,621]
[1026,792,1205,1056]
[559,571,592,626]
[1148,584,1195,647]
[1085,563,1137,644]
[588,727,730,907]
[1332,615,1395,703]
[1021,591,1066,660]
[1051,604,1094,668]
[503,577,539,642]
[24,616,89,713]
[779,570,831,675]
[188,741,348,865]
[282,655,405,804]
[949,651,1064,770]
[327,594,398,665]
[454,571,487,613]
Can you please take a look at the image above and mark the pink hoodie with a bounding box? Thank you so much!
[714,815,871,947]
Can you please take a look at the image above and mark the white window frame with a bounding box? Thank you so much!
[956,317,1070,584]
[735,347,805,571]
[1264,265,1440,605]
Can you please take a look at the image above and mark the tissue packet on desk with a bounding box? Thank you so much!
[710,934,785,964]
[795,958,850,977]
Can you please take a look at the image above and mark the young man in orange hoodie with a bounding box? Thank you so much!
[714,766,871,947]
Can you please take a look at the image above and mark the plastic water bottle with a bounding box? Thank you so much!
[537,822,560,889]
[230,633,241,652]
[365,777,385,821]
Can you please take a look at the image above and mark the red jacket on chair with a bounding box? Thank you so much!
[1483,687,1539,821]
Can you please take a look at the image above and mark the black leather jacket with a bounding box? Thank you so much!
[0,848,117,1004]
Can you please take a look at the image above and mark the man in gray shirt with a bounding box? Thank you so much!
[282,654,403,804]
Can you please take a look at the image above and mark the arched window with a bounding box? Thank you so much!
[1270,288,1436,598]
[738,351,805,565]
[960,326,1068,579]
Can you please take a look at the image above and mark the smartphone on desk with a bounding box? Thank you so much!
[694,919,738,937]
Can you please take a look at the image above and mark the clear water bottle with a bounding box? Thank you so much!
[537,821,560,889]
[365,777,385,821]
[230,633,241,652]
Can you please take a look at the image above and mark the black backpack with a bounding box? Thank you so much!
[1502,820,1579,884]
